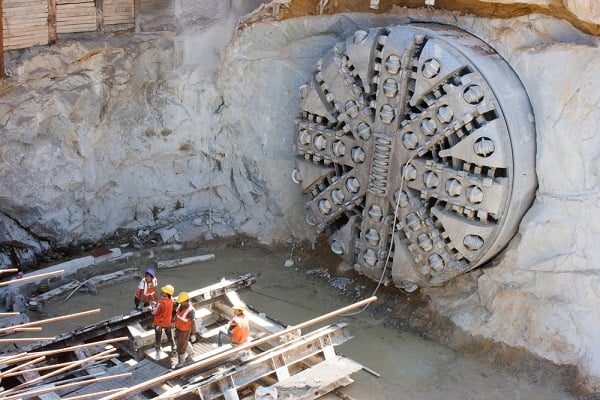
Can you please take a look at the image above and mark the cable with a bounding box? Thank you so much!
[207,125,215,238]
[341,155,416,317]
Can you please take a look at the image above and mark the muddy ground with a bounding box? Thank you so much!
[15,235,585,399]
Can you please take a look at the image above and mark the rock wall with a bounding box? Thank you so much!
[1,0,599,396]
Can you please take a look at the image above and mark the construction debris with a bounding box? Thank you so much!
[155,254,215,269]
[237,0,290,29]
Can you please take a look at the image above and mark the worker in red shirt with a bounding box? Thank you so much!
[173,292,196,368]
[217,305,249,347]
[152,284,176,357]
[134,268,157,310]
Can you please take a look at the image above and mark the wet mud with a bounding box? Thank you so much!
[32,238,580,399]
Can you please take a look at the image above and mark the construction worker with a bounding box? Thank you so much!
[152,284,176,357]
[173,292,196,368]
[217,305,249,347]
[134,268,157,310]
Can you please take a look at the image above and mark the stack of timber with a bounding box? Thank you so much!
[2,0,49,50]
[56,0,96,34]
[0,273,374,399]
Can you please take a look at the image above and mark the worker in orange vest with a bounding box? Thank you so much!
[217,305,249,347]
[173,292,196,368]
[134,268,157,310]
[152,284,176,358]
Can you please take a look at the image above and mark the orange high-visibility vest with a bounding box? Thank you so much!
[135,277,157,303]
[175,303,195,332]
[230,314,249,344]
[153,297,173,328]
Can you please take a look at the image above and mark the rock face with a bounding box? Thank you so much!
[1,0,599,396]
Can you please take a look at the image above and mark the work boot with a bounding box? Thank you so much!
[155,346,161,358]
[174,354,186,369]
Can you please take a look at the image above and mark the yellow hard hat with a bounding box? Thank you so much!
[232,305,246,312]
[161,285,174,296]
[177,292,190,303]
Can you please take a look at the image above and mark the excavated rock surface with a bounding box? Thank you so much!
[1,1,599,397]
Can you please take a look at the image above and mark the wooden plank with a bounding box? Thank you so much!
[95,0,103,31]
[58,3,94,8]
[140,0,172,11]
[4,38,48,46]
[4,38,48,49]
[57,5,94,11]
[5,24,48,33]
[4,25,47,35]
[57,25,96,33]
[272,357,360,400]
[57,0,93,3]
[0,0,4,79]
[3,2,44,10]
[3,24,47,32]
[4,15,48,24]
[4,2,47,9]
[104,0,133,6]
[56,14,95,20]
[4,35,49,46]
[3,12,48,18]
[4,8,47,15]
[104,8,133,17]
[133,0,139,31]
[104,17,132,25]
[48,0,57,43]
[4,0,46,4]
[0,269,64,288]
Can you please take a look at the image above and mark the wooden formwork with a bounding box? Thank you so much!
[103,0,134,26]
[56,0,96,34]
[1,0,140,51]
[2,0,49,50]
